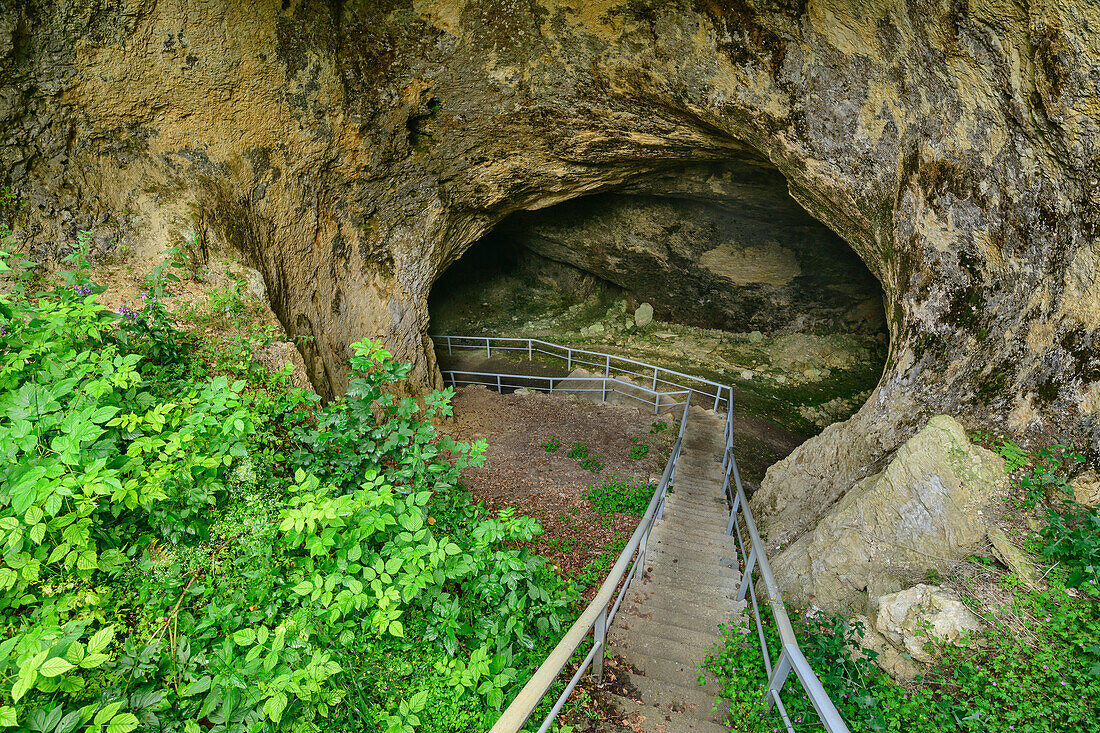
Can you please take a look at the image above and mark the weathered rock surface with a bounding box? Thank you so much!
[872,584,983,663]
[500,190,882,334]
[851,614,922,682]
[1072,471,1100,507]
[986,526,1039,586]
[2,1,1098,564]
[771,416,1005,613]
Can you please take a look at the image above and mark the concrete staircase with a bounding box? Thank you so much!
[601,406,745,732]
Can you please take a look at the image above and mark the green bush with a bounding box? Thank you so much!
[566,442,588,459]
[704,572,1100,733]
[628,441,648,459]
[583,478,655,516]
[0,245,575,731]
[541,437,560,453]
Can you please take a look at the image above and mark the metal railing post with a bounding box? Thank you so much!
[567,348,572,371]
[528,340,532,360]
[737,548,756,602]
[447,336,452,356]
[486,338,491,358]
[592,607,607,682]
[765,648,793,707]
[497,374,502,393]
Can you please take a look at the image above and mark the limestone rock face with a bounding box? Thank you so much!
[771,416,1004,613]
[2,1,1099,562]
[873,584,983,663]
[500,189,881,334]
[1072,471,1100,507]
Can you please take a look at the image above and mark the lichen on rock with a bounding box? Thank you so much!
[770,415,1005,614]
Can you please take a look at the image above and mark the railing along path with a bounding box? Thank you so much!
[431,335,851,733]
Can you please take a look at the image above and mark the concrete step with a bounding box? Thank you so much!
[619,601,735,638]
[646,549,738,580]
[619,587,743,622]
[603,691,728,732]
[615,671,729,724]
[643,563,739,592]
[633,574,739,604]
[651,525,737,549]
[604,641,724,696]
[611,613,721,651]
[661,504,728,524]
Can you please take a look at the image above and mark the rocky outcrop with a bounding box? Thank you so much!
[771,416,1005,613]
[2,1,1098,559]
[855,583,983,681]
[873,584,983,663]
[498,188,883,334]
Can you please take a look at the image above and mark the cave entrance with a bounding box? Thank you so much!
[428,170,889,481]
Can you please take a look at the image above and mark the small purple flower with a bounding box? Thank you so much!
[73,284,92,296]
[140,292,148,300]
[118,306,143,323]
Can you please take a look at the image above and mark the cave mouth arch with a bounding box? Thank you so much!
[428,165,889,477]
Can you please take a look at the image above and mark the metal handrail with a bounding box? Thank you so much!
[439,370,692,412]
[451,338,851,733]
[489,393,692,733]
[431,334,733,412]
[720,407,850,733]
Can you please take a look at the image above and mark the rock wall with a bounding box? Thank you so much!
[2,1,1098,551]
[497,185,884,334]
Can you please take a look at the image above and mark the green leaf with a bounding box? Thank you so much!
[94,702,122,726]
[24,506,43,525]
[75,549,98,571]
[264,692,288,723]
[408,690,428,713]
[291,580,314,596]
[38,657,75,678]
[0,706,16,727]
[87,626,115,654]
[10,674,32,703]
[389,620,404,638]
[179,676,211,696]
[233,628,256,646]
[106,713,139,733]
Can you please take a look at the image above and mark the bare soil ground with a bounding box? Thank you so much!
[438,385,676,597]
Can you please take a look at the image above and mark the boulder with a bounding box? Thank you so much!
[850,614,921,682]
[986,526,1039,586]
[634,303,654,328]
[1072,471,1100,506]
[771,415,1005,613]
[872,584,982,663]
[254,341,313,392]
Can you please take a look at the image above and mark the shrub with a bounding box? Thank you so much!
[583,478,656,516]
[628,441,648,459]
[0,245,575,731]
[542,437,560,453]
[650,420,668,434]
[566,442,588,459]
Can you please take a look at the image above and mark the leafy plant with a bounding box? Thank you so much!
[583,478,655,516]
[628,441,648,460]
[578,455,603,473]
[0,241,576,732]
[566,443,588,459]
[542,437,560,453]
[649,420,668,434]
[1041,500,1100,590]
